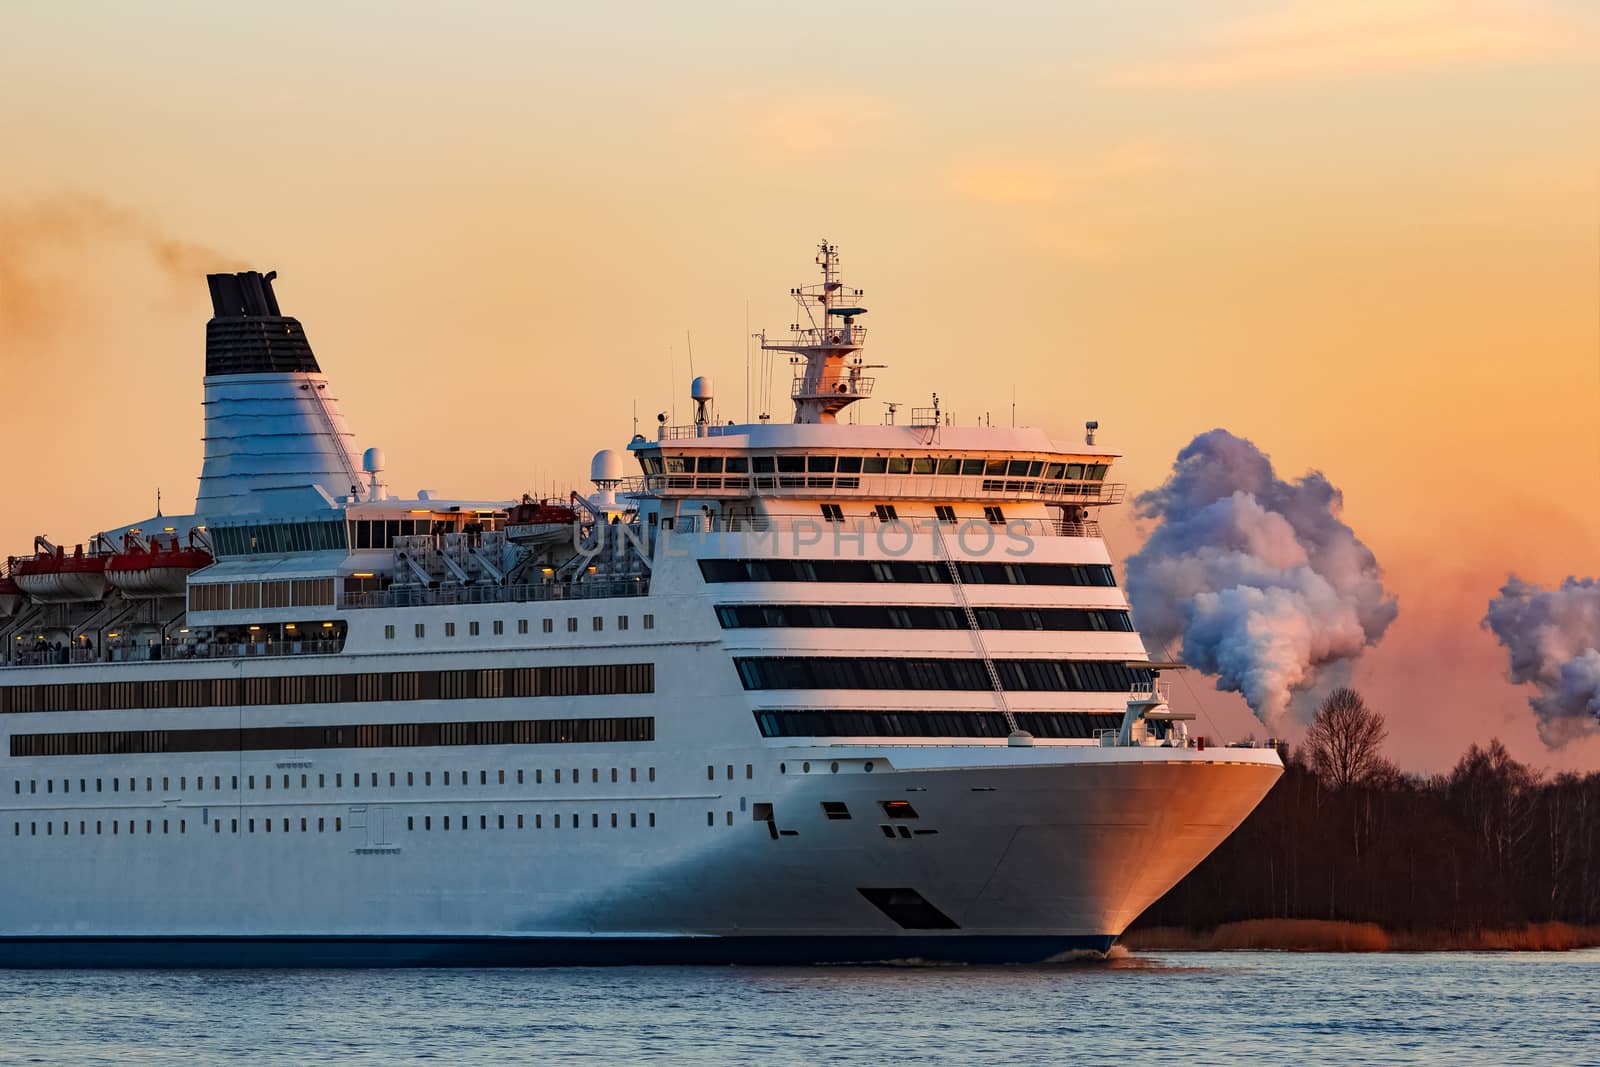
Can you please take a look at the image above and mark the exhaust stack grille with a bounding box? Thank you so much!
[204,270,320,376]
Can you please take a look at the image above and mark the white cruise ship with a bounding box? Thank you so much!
[0,245,1281,966]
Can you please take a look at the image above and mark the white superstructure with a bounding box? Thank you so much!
[0,248,1280,966]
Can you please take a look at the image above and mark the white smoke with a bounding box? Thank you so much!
[1482,577,1600,746]
[1125,429,1398,733]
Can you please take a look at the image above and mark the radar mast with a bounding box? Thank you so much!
[762,242,876,424]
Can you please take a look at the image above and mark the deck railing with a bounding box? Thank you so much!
[3,639,347,668]
[340,579,649,611]
[623,473,1125,505]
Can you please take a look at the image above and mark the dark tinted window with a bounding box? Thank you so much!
[735,657,1148,693]
[715,604,1132,632]
[698,559,1116,587]
[753,710,1122,739]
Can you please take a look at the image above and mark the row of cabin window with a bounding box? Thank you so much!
[15,817,338,837]
[698,559,1117,587]
[0,663,654,715]
[11,812,662,837]
[387,614,655,640]
[11,715,657,759]
[715,604,1135,633]
[407,811,657,831]
[647,455,1111,480]
[820,504,1005,525]
[733,657,1152,693]
[13,765,659,796]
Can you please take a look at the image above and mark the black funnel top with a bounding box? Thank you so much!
[204,270,321,376]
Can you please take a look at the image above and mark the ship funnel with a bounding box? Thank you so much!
[195,270,366,518]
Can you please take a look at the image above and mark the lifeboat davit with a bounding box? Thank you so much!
[13,546,110,603]
[106,541,214,598]
[0,574,24,617]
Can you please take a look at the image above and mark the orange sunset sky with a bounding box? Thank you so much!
[2,2,1597,772]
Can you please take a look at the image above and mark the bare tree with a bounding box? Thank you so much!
[1303,687,1389,789]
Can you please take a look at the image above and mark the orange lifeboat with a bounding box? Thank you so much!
[106,538,214,599]
[505,495,581,546]
[506,495,580,526]
[13,545,109,603]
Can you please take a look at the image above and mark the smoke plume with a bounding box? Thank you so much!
[1483,576,1600,746]
[1125,429,1398,732]
[0,192,237,344]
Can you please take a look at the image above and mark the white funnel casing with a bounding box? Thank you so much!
[194,271,367,517]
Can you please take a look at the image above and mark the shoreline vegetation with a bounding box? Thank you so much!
[1123,919,1600,953]
[1128,689,1600,951]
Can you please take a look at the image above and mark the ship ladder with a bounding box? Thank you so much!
[929,522,1021,734]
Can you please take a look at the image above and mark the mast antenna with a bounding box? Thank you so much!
[761,241,874,424]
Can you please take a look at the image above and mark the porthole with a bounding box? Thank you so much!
[802,761,811,773]
[779,763,786,774]
[830,761,839,773]
[865,762,874,772]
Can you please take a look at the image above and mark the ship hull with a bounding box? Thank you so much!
[0,745,1278,967]
[0,934,1116,969]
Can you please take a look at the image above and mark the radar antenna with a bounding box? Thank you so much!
[761,241,875,424]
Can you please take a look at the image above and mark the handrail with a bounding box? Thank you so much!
[3,639,348,668]
[931,523,1019,734]
[625,473,1125,505]
[660,516,1101,539]
[341,579,649,611]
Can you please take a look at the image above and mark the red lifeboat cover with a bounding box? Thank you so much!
[15,549,108,576]
[507,501,580,526]
[106,546,214,575]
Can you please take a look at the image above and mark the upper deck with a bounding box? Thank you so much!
[628,423,1123,504]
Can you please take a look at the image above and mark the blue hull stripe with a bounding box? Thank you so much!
[0,934,1116,969]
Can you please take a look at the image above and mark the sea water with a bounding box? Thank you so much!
[0,951,1593,1065]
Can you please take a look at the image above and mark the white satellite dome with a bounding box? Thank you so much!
[590,449,625,485]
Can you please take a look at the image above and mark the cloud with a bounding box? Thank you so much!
[1110,0,1587,89]
[731,93,892,162]
[946,139,1178,205]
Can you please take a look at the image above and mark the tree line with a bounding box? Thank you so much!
[1134,689,1600,932]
